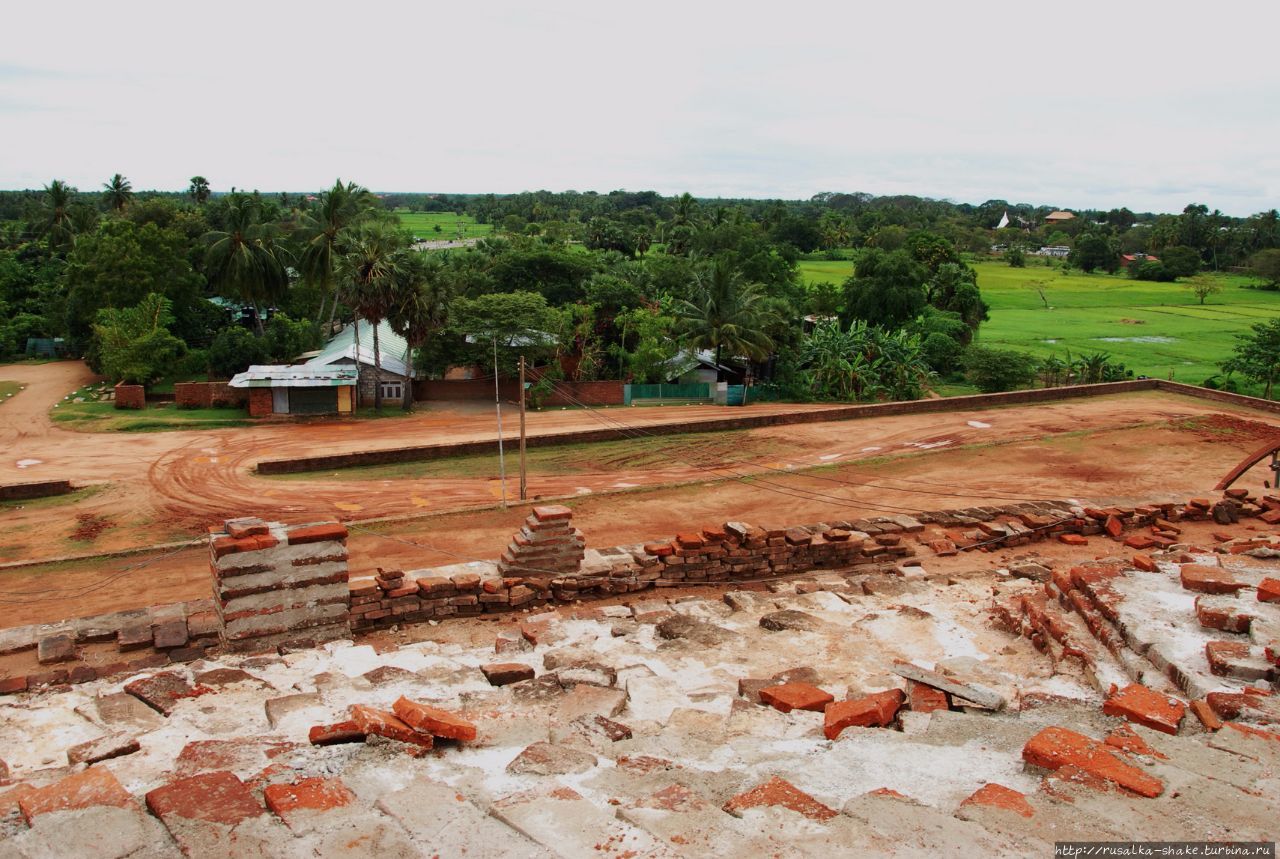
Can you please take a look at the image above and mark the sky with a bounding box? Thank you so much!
[2,0,1278,216]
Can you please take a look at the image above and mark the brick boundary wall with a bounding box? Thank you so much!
[1154,380,1280,417]
[414,378,625,406]
[210,518,352,652]
[0,480,73,501]
[175,381,248,409]
[248,388,273,418]
[257,379,1162,474]
[113,383,145,410]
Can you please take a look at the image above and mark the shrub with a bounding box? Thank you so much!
[963,346,1039,393]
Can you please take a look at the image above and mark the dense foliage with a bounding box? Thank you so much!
[3,179,1279,405]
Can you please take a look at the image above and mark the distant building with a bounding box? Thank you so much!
[1120,253,1159,268]
[305,320,413,406]
[228,365,358,416]
[1044,211,1076,224]
[1033,246,1071,258]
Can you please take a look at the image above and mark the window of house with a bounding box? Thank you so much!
[380,381,404,399]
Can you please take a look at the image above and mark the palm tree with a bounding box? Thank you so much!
[201,194,291,333]
[297,179,376,330]
[338,222,409,411]
[39,179,77,250]
[188,176,211,205]
[672,257,776,380]
[102,173,133,212]
[388,253,452,411]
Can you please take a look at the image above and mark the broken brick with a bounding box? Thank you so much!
[1190,699,1223,731]
[907,680,950,714]
[1195,595,1253,633]
[1132,553,1157,572]
[1104,516,1124,540]
[67,733,140,765]
[124,672,209,715]
[1102,684,1185,735]
[1104,724,1165,758]
[349,704,433,748]
[960,783,1034,818]
[308,721,365,746]
[1123,534,1157,550]
[145,771,265,825]
[391,696,477,741]
[1058,534,1088,546]
[1022,726,1164,797]
[481,662,535,686]
[263,777,354,828]
[286,523,348,546]
[18,766,134,822]
[1180,564,1247,595]
[759,682,834,714]
[1258,578,1280,604]
[823,689,905,739]
[722,776,836,821]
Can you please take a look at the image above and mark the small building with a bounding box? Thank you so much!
[665,349,744,385]
[1033,245,1071,258]
[1120,253,1159,268]
[228,365,358,417]
[305,320,413,406]
[1044,210,1076,224]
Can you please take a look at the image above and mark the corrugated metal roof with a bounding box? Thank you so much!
[306,320,413,378]
[228,365,358,388]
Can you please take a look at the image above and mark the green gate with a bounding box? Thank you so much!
[623,383,712,405]
[289,387,339,415]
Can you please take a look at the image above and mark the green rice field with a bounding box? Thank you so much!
[395,210,492,241]
[798,258,1280,385]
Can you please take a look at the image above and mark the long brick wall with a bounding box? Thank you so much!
[175,381,248,409]
[414,378,624,406]
[0,480,73,502]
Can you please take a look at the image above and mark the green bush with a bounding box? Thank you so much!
[963,346,1039,393]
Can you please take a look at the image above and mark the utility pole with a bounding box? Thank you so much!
[493,337,507,508]
[518,355,528,501]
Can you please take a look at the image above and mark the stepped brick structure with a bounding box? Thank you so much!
[210,517,351,652]
[497,505,585,577]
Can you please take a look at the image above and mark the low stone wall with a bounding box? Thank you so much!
[211,517,351,652]
[0,480,73,502]
[175,381,247,409]
[113,383,145,410]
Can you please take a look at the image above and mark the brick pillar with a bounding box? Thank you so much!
[497,505,585,576]
[210,517,351,652]
[248,387,273,417]
[113,383,145,410]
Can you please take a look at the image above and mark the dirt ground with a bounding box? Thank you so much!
[2,359,1280,626]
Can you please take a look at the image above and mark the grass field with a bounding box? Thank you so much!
[798,258,1280,385]
[394,210,492,241]
[0,380,24,404]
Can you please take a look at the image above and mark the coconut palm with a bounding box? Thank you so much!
[102,173,133,212]
[338,222,410,411]
[296,179,376,330]
[188,176,211,205]
[388,253,452,410]
[201,194,291,333]
[39,179,78,250]
[672,257,776,380]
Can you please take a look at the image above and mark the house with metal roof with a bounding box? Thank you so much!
[304,319,414,407]
[227,365,358,416]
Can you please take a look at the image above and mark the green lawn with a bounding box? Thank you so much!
[0,380,24,404]
[798,258,1280,385]
[394,210,492,242]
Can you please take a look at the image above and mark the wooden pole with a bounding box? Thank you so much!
[494,337,507,508]
[519,355,528,501]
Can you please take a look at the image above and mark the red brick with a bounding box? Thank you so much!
[823,689,905,739]
[1180,564,1247,595]
[1022,726,1164,797]
[1123,534,1157,550]
[287,523,348,546]
[308,721,365,746]
[1132,553,1157,572]
[1260,509,1280,525]
[759,682,834,714]
[675,532,705,549]
[532,505,573,521]
[1258,578,1280,603]
[1195,596,1253,632]
[643,542,674,558]
[19,767,133,822]
[264,777,354,827]
[722,776,836,821]
[349,704,433,748]
[1205,640,1254,676]
[1104,516,1124,540]
[1102,684,1185,735]
[0,676,28,695]
[226,518,270,538]
[907,681,950,714]
[1103,724,1165,758]
[480,662,535,686]
[391,696,477,741]
[1222,722,1280,744]
[124,671,210,715]
[960,783,1034,818]
[1058,534,1088,546]
[146,771,264,825]
[1190,699,1223,731]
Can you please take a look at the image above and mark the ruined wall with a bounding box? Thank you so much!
[0,480,73,501]
[210,518,351,651]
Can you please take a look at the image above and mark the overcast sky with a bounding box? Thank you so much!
[3,0,1278,215]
